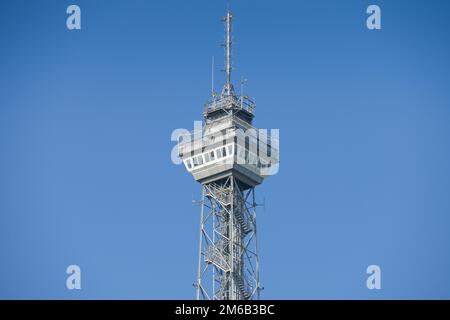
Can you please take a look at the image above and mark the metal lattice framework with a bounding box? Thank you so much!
[196,176,261,300]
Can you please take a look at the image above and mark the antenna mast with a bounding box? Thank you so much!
[212,56,216,98]
[223,9,234,96]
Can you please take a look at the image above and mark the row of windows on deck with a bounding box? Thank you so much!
[183,144,272,172]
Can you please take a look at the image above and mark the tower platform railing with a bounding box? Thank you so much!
[204,94,255,115]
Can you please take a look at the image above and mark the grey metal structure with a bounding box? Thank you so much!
[178,9,277,300]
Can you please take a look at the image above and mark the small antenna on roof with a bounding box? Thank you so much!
[211,56,216,98]
[240,76,247,108]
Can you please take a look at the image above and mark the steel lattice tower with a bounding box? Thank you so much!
[178,9,277,300]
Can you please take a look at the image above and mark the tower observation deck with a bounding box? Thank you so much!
[178,9,278,300]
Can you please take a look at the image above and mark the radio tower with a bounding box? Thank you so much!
[178,8,277,300]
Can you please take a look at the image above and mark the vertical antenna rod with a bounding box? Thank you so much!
[226,10,232,87]
[223,9,233,96]
[212,56,215,98]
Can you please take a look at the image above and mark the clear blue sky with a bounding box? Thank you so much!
[1,0,450,299]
